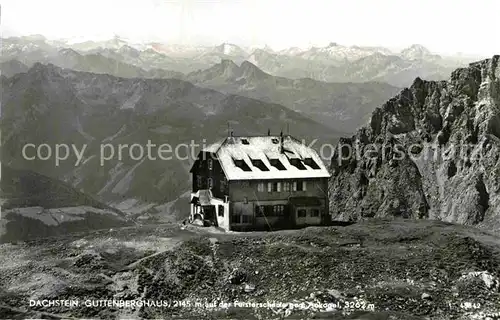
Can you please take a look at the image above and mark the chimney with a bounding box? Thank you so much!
[280,130,284,153]
[267,129,270,136]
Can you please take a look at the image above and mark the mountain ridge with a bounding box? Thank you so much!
[1,63,341,211]
[186,59,402,132]
[2,36,480,87]
[329,55,500,230]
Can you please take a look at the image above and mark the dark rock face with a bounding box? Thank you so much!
[329,56,500,228]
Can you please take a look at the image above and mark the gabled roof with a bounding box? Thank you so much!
[197,135,330,180]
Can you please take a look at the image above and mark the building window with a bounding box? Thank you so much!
[256,205,285,217]
[208,159,213,170]
[208,178,213,189]
[298,209,307,218]
[220,179,225,192]
[196,176,202,188]
[269,182,278,192]
[296,181,303,191]
[257,182,265,192]
[231,213,240,224]
[244,197,248,204]
[242,215,252,223]
[310,209,320,217]
[218,205,224,217]
[283,181,290,192]
[198,160,203,168]
[295,180,306,191]
[273,205,285,216]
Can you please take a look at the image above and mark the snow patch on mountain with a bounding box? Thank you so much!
[400,44,434,60]
[120,88,143,110]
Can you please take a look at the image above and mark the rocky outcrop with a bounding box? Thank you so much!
[329,56,500,229]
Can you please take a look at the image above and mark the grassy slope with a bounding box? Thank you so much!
[0,165,132,243]
[1,165,113,210]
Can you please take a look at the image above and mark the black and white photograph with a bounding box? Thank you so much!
[0,0,499,319]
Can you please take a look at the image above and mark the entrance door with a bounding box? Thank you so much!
[202,205,217,226]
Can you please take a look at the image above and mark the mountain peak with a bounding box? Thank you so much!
[118,45,140,57]
[239,60,268,81]
[59,48,80,57]
[193,59,240,80]
[215,43,246,56]
[400,44,432,59]
[187,59,269,83]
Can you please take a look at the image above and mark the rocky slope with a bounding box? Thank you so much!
[0,165,131,243]
[187,60,401,132]
[329,56,500,230]
[1,219,500,319]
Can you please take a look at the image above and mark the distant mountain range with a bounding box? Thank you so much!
[1,35,406,133]
[1,34,495,226]
[247,46,461,87]
[1,35,483,87]
[186,59,401,132]
[1,63,341,210]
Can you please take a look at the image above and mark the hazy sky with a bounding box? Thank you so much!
[1,0,498,56]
